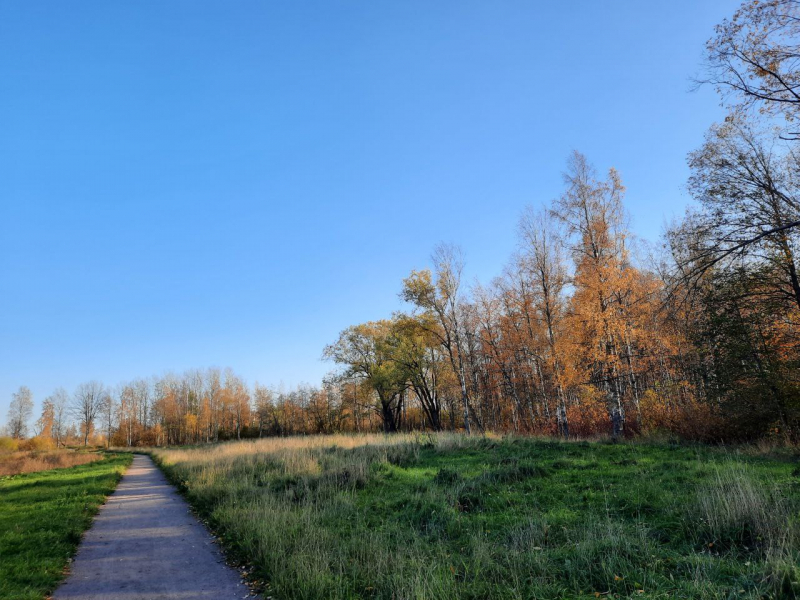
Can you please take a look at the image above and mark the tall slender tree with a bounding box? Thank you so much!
[7,386,33,439]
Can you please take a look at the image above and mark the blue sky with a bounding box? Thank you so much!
[0,0,738,420]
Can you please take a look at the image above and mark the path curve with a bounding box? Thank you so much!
[53,454,252,600]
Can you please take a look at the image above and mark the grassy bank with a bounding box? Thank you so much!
[0,452,132,600]
[151,435,800,599]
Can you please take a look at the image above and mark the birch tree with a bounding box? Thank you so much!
[7,386,33,439]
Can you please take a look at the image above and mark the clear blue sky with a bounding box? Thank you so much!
[0,0,738,420]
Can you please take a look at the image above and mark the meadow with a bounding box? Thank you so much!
[0,452,131,600]
[151,434,800,600]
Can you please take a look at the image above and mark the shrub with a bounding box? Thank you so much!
[0,437,19,454]
[566,386,613,437]
[19,437,56,452]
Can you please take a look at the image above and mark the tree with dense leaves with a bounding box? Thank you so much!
[551,152,634,425]
[388,313,447,431]
[34,397,55,439]
[324,321,408,432]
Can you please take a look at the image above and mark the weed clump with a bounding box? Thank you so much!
[487,462,550,483]
[433,467,461,485]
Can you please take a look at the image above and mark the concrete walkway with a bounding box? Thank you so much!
[53,454,252,600]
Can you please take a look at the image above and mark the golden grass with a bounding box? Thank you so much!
[150,432,463,469]
[0,450,102,476]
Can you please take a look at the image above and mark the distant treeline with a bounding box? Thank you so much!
[5,0,800,445]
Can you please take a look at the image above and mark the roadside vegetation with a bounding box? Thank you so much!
[0,452,131,600]
[152,434,800,600]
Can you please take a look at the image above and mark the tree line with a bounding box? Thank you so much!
[326,0,800,441]
[3,372,391,447]
[4,0,799,445]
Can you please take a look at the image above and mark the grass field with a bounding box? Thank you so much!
[151,435,800,600]
[0,452,131,600]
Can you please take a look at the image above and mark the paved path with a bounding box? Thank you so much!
[54,454,252,600]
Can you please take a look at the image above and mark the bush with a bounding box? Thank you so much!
[566,386,613,437]
[639,390,725,442]
[19,437,56,452]
[0,437,19,454]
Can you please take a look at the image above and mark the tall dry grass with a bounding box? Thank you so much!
[691,463,800,595]
[153,432,451,463]
[0,450,102,476]
[151,433,471,487]
[696,465,796,554]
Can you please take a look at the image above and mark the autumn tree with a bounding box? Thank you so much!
[34,398,55,439]
[48,388,70,447]
[205,369,222,441]
[402,244,474,433]
[224,369,251,440]
[133,379,151,432]
[662,118,800,436]
[517,208,571,432]
[118,383,138,447]
[324,321,408,432]
[389,314,446,431]
[253,383,273,437]
[472,281,529,431]
[551,152,633,425]
[697,264,798,435]
[100,390,117,448]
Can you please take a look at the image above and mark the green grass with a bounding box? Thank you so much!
[152,435,800,599]
[0,452,132,600]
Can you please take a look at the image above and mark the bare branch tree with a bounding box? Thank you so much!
[701,0,800,139]
[7,386,33,439]
[72,381,106,446]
